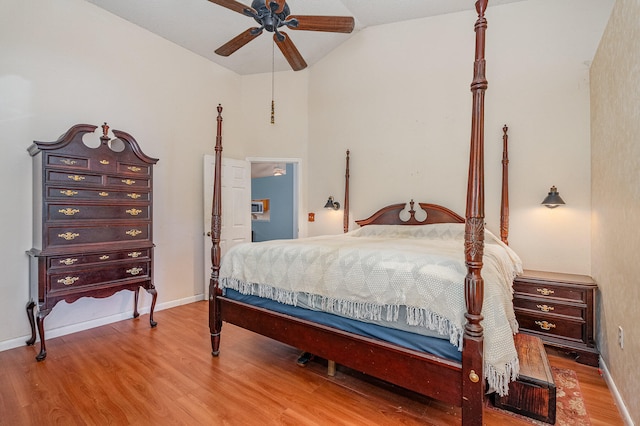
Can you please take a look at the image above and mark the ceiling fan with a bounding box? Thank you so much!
[209,0,355,71]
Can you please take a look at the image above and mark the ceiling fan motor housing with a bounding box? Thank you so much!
[248,0,292,33]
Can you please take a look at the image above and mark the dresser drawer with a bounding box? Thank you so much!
[46,155,90,170]
[48,249,151,269]
[47,186,151,201]
[106,175,150,188]
[118,162,151,176]
[513,296,585,320]
[513,281,587,303]
[47,204,150,221]
[45,223,151,248]
[49,261,150,291]
[516,310,584,342]
[46,170,103,186]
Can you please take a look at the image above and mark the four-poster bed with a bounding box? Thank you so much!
[208,2,511,425]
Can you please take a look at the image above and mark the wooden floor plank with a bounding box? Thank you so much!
[0,301,624,425]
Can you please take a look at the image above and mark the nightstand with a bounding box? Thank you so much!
[513,270,599,367]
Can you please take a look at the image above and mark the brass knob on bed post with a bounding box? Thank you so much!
[469,370,480,383]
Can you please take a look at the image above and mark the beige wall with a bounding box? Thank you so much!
[304,0,611,278]
[591,0,640,423]
[0,0,243,347]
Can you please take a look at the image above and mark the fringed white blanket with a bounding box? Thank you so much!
[219,223,523,396]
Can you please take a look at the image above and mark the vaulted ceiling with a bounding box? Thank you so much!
[85,0,526,75]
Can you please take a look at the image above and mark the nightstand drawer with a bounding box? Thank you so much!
[516,311,584,341]
[513,296,584,319]
[513,281,587,303]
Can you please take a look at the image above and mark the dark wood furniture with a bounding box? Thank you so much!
[493,333,556,424]
[513,270,599,367]
[210,3,496,425]
[26,123,159,361]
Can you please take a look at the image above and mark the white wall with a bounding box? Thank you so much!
[0,0,242,349]
[305,0,613,276]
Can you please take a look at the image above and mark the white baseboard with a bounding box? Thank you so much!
[599,356,634,426]
[0,294,206,354]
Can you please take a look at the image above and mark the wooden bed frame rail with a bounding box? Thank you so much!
[210,2,496,425]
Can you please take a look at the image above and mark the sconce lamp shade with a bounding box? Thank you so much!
[324,196,340,210]
[542,185,565,208]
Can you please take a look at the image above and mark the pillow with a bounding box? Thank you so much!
[349,223,466,240]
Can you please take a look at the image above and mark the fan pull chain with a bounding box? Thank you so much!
[270,41,275,124]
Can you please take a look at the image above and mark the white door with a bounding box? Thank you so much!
[203,155,251,297]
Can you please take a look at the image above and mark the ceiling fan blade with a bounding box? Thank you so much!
[208,0,254,15]
[274,32,307,71]
[267,0,286,14]
[215,28,263,56]
[288,15,355,33]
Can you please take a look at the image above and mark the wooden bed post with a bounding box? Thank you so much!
[463,1,488,425]
[210,104,224,356]
[343,149,350,234]
[501,125,509,245]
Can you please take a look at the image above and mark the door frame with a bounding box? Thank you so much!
[247,157,302,239]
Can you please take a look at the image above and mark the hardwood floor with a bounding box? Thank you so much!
[0,301,624,425]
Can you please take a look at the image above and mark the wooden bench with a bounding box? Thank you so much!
[493,333,557,424]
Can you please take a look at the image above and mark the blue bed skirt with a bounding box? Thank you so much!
[224,289,462,362]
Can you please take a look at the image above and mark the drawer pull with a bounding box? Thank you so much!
[60,190,78,197]
[68,175,85,182]
[122,179,136,185]
[57,276,79,286]
[58,232,80,240]
[99,192,109,197]
[126,229,142,237]
[537,304,555,312]
[127,166,142,172]
[127,267,143,276]
[126,208,142,216]
[128,251,142,258]
[59,258,78,266]
[60,159,78,166]
[536,287,555,296]
[100,159,110,165]
[127,193,141,199]
[535,320,556,331]
[58,208,80,216]
[99,255,110,260]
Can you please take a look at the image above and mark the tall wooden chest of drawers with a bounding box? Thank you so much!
[513,270,599,366]
[26,123,159,361]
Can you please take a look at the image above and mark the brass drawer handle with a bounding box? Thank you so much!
[128,166,142,172]
[58,208,80,216]
[121,179,136,185]
[60,159,78,166]
[128,252,142,258]
[127,193,141,199]
[127,267,143,276]
[99,192,109,197]
[536,287,555,296]
[58,232,79,240]
[537,304,555,312]
[59,258,78,266]
[100,159,110,165]
[535,320,556,331]
[68,175,85,181]
[99,255,110,260]
[126,229,142,237]
[57,276,79,286]
[60,190,78,197]
[126,208,142,216]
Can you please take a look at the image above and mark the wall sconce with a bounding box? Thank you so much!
[541,185,565,208]
[324,196,340,210]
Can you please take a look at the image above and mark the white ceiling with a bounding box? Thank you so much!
[85,0,525,75]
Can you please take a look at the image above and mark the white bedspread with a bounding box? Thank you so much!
[219,223,523,395]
